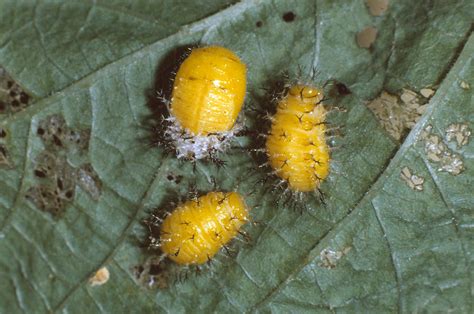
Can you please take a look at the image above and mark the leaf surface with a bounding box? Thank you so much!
[0,0,472,313]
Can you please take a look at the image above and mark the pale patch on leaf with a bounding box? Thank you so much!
[421,125,466,175]
[420,88,435,98]
[318,247,351,269]
[459,80,470,90]
[89,267,110,287]
[400,166,424,191]
[445,123,471,148]
[365,0,389,16]
[366,90,428,141]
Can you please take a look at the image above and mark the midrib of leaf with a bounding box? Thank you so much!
[251,33,474,312]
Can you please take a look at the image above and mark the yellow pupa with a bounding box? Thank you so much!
[265,84,330,192]
[160,191,249,265]
[170,46,247,136]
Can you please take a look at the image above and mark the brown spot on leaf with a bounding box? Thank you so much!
[282,12,296,22]
[356,26,378,49]
[365,0,389,16]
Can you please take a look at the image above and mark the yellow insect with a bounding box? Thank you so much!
[170,46,247,136]
[265,84,330,192]
[160,191,249,265]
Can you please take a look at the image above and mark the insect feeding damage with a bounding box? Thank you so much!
[400,166,425,191]
[420,124,470,176]
[367,89,429,142]
[0,127,12,169]
[445,123,471,149]
[0,67,32,169]
[319,247,351,269]
[0,66,31,115]
[26,115,101,217]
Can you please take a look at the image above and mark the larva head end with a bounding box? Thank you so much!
[288,85,323,104]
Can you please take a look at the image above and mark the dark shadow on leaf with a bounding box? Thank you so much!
[140,44,198,155]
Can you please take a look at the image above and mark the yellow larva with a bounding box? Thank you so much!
[160,191,249,265]
[265,84,330,192]
[170,46,247,136]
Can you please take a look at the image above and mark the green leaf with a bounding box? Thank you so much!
[0,0,472,313]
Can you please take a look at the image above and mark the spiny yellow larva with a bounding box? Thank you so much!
[159,191,249,265]
[163,46,247,160]
[265,84,330,192]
